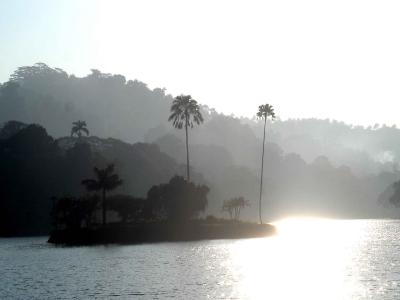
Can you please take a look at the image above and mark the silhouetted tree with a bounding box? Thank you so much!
[71,120,89,138]
[0,120,26,139]
[51,195,99,229]
[222,197,250,221]
[256,104,275,224]
[81,164,123,226]
[51,196,76,229]
[147,176,209,221]
[168,95,203,181]
[108,194,145,223]
[3,124,58,156]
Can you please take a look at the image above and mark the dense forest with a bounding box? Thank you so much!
[1,63,400,236]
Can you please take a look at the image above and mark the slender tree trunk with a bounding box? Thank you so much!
[259,116,267,224]
[185,121,190,181]
[102,189,106,226]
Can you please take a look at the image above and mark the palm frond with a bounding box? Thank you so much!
[71,120,89,137]
[168,95,204,129]
[257,103,276,120]
[82,164,122,192]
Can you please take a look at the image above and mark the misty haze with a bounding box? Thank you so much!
[2,1,400,299]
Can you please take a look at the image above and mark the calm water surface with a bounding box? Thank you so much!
[1,219,400,299]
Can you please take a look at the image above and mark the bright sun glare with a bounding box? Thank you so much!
[230,218,368,300]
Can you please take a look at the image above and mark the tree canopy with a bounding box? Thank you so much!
[147,176,209,221]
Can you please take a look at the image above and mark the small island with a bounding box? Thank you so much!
[47,164,275,245]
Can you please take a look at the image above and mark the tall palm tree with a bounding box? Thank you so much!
[256,104,276,224]
[81,164,122,226]
[168,95,204,181]
[71,120,89,138]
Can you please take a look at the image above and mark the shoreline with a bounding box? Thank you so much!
[48,222,276,246]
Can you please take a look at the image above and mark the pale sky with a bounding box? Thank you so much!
[1,0,400,126]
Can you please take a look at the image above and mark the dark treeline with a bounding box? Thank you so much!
[1,63,400,236]
[52,173,209,232]
[0,121,195,235]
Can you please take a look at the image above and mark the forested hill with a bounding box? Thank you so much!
[0,63,171,142]
[2,63,400,176]
[1,63,400,235]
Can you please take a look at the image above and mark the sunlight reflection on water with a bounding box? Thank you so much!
[231,218,400,300]
[1,219,400,299]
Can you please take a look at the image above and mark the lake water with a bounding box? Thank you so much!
[1,219,400,299]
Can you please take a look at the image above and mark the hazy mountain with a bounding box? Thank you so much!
[1,63,400,236]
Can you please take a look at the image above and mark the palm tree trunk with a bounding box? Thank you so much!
[102,189,106,226]
[259,117,267,224]
[185,122,190,182]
